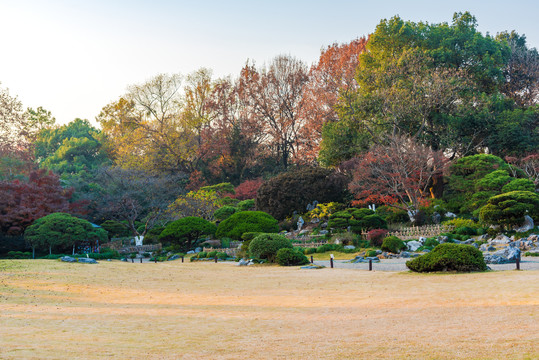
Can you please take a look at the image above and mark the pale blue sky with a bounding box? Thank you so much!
[1,0,538,125]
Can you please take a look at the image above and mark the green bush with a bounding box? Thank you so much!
[220,238,231,248]
[276,248,310,266]
[479,191,539,229]
[241,232,262,241]
[248,234,292,263]
[237,199,255,211]
[455,226,478,235]
[501,178,535,193]
[406,244,487,272]
[5,251,32,259]
[214,206,237,221]
[328,208,387,233]
[365,249,378,257]
[443,218,481,229]
[524,252,539,257]
[381,236,406,253]
[197,251,207,259]
[424,238,440,247]
[207,250,218,259]
[217,252,229,260]
[216,211,279,240]
[303,247,317,255]
[376,206,409,224]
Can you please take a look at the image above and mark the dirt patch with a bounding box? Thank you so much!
[0,260,538,359]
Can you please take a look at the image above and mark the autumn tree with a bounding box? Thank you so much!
[240,55,309,169]
[0,170,75,236]
[0,85,28,154]
[348,135,447,221]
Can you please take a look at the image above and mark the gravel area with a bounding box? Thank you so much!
[313,257,539,271]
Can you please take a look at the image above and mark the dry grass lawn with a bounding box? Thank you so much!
[0,260,538,359]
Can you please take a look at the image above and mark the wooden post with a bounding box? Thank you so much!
[369,259,372,271]
[330,254,334,268]
[140,258,142,263]
[154,258,157,263]
[310,255,314,264]
[131,258,134,263]
[181,256,184,263]
[516,256,520,270]
[215,256,218,263]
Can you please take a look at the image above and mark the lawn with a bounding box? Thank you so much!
[0,260,538,359]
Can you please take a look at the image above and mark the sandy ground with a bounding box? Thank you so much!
[0,260,538,360]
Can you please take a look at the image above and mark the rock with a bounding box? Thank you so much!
[438,236,449,243]
[319,230,329,235]
[479,244,488,252]
[375,250,382,255]
[463,239,475,245]
[400,251,411,258]
[352,256,380,263]
[527,234,539,242]
[432,212,441,224]
[238,259,249,266]
[194,247,202,253]
[477,234,489,241]
[60,256,77,263]
[418,237,427,244]
[300,265,324,269]
[186,250,195,254]
[471,243,479,248]
[299,229,309,235]
[491,235,511,245]
[77,258,97,264]
[343,245,355,250]
[509,241,521,248]
[310,218,320,224]
[452,239,463,244]
[168,254,180,261]
[406,241,422,252]
[321,222,328,229]
[514,215,534,233]
[494,247,521,261]
[445,212,457,218]
[487,246,497,252]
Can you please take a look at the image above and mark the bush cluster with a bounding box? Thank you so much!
[248,234,292,262]
[328,208,387,233]
[275,248,310,266]
[381,236,406,253]
[216,211,279,240]
[406,244,487,272]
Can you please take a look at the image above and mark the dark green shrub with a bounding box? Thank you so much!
[365,249,378,257]
[159,217,217,251]
[381,236,406,253]
[524,252,539,257]
[241,232,262,241]
[216,211,279,240]
[237,199,255,211]
[479,191,539,229]
[197,251,207,259]
[87,251,121,260]
[5,251,32,259]
[142,226,165,244]
[501,178,535,193]
[276,248,310,266]
[328,208,386,233]
[100,220,131,238]
[248,234,292,262]
[455,226,477,235]
[303,247,317,255]
[376,206,409,224]
[406,244,487,272]
[217,252,228,260]
[214,206,237,221]
[256,167,349,220]
[220,238,231,248]
[316,243,347,253]
[207,250,218,259]
[424,238,440,247]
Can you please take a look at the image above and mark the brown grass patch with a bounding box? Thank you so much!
[0,260,538,359]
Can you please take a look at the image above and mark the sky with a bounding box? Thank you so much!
[1,0,538,126]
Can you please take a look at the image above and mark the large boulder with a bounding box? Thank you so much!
[77,257,98,264]
[60,256,77,263]
[407,240,422,252]
[484,247,521,264]
[514,215,534,233]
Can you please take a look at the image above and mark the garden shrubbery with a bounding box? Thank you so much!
[406,244,487,272]
[248,234,292,262]
[216,211,279,240]
[381,236,406,253]
[328,208,387,233]
[275,248,310,266]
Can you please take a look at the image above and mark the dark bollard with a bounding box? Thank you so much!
[369,259,372,271]
[214,256,218,263]
[154,259,157,263]
[330,258,334,268]
[516,256,520,270]
[181,256,184,263]
[131,258,134,263]
[310,255,314,264]
[140,258,143,263]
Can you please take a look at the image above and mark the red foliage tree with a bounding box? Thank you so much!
[231,178,264,200]
[299,37,368,161]
[349,136,447,215]
[0,169,75,235]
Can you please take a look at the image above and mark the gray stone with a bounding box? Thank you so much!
[493,247,521,262]
[471,242,479,248]
[321,222,328,229]
[300,265,324,269]
[194,247,202,253]
[299,229,309,235]
[77,257,97,264]
[352,257,380,263]
[463,239,475,245]
[527,234,539,242]
[319,230,329,235]
[509,241,521,248]
[514,215,534,233]
[431,212,441,224]
[487,246,497,252]
[418,237,427,244]
[400,251,411,258]
[438,236,449,243]
[238,259,249,266]
[375,250,382,255]
[343,245,356,250]
[491,235,511,245]
[479,244,488,252]
[60,256,77,263]
[168,254,180,261]
[406,240,422,252]
[186,250,195,254]
[296,216,305,231]
[445,212,457,218]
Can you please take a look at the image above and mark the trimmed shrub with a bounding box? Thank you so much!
[248,234,293,262]
[501,178,535,193]
[256,167,349,220]
[366,229,389,247]
[455,226,477,235]
[406,244,487,272]
[214,206,237,221]
[276,248,310,266]
[365,249,378,257]
[479,191,539,229]
[381,236,406,253]
[216,211,279,240]
[237,199,256,211]
[241,232,262,241]
[328,208,387,233]
[424,238,440,247]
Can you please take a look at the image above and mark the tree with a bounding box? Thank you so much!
[240,55,309,169]
[348,136,447,219]
[159,217,216,251]
[0,85,29,154]
[91,167,184,241]
[215,211,279,240]
[506,154,539,187]
[0,170,76,236]
[24,212,107,258]
[256,167,349,220]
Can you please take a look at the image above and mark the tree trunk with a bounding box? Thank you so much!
[49,245,52,255]
[32,247,35,259]
[73,244,75,255]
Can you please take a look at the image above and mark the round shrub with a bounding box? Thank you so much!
[216,211,279,240]
[479,191,539,229]
[213,206,237,221]
[406,244,487,272]
[276,248,310,266]
[423,238,440,247]
[381,236,406,253]
[159,217,217,251]
[256,167,349,220]
[248,234,293,262]
[455,226,477,235]
[237,199,256,211]
[328,208,386,233]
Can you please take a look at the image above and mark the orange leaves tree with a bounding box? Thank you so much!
[348,136,447,218]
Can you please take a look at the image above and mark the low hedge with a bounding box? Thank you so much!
[406,243,487,272]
